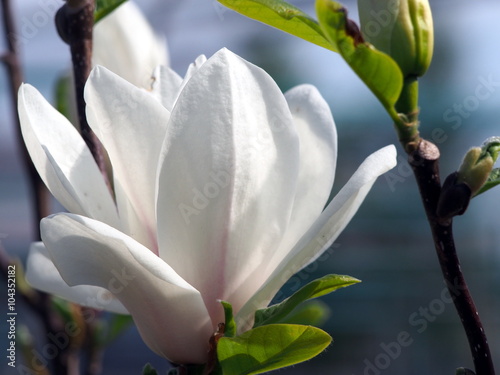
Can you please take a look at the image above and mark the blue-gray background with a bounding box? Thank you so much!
[1,1,500,374]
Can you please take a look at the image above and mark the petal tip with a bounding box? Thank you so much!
[380,144,398,169]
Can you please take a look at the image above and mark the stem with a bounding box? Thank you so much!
[408,140,495,375]
[395,76,419,116]
[394,76,420,153]
[56,0,111,190]
[1,0,50,238]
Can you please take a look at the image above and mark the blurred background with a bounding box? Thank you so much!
[1,0,500,374]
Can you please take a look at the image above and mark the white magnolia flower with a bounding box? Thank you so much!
[93,1,168,87]
[19,48,396,364]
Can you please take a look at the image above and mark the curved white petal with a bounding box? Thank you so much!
[157,48,300,324]
[182,55,208,82]
[26,242,128,314]
[93,2,168,88]
[150,54,207,113]
[18,84,119,228]
[237,145,397,329]
[149,55,206,112]
[41,213,213,364]
[150,65,182,111]
[85,66,171,250]
[268,84,337,269]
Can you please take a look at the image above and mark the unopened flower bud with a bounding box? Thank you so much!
[457,137,500,196]
[358,0,434,78]
[437,137,500,221]
[457,148,493,196]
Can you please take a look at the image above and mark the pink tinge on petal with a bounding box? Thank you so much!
[156,48,301,325]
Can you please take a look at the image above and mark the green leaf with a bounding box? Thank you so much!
[278,300,331,327]
[95,0,127,23]
[54,74,76,125]
[479,136,500,163]
[142,363,158,375]
[253,274,359,328]
[475,168,500,196]
[217,0,336,52]
[51,297,75,324]
[220,301,237,337]
[218,324,331,375]
[315,0,403,114]
[99,314,134,347]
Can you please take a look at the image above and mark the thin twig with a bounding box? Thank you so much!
[56,0,111,189]
[408,139,494,375]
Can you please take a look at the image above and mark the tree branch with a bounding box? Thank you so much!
[408,139,494,375]
[55,0,111,190]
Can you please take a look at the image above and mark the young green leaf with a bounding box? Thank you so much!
[95,0,127,23]
[220,300,237,337]
[277,300,331,327]
[218,324,331,375]
[217,0,336,52]
[474,168,500,197]
[254,274,359,328]
[316,0,403,113]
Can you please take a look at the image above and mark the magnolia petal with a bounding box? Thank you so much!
[85,66,171,250]
[174,55,208,101]
[237,145,397,329]
[183,55,208,82]
[150,65,183,111]
[157,48,300,324]
[41,213,213,364]
[26,242,128,314]
[113,181,159,255]
[18,84,119,228]
[93,2,168,88]
[149,55,206,112]
[269,84,337,269]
